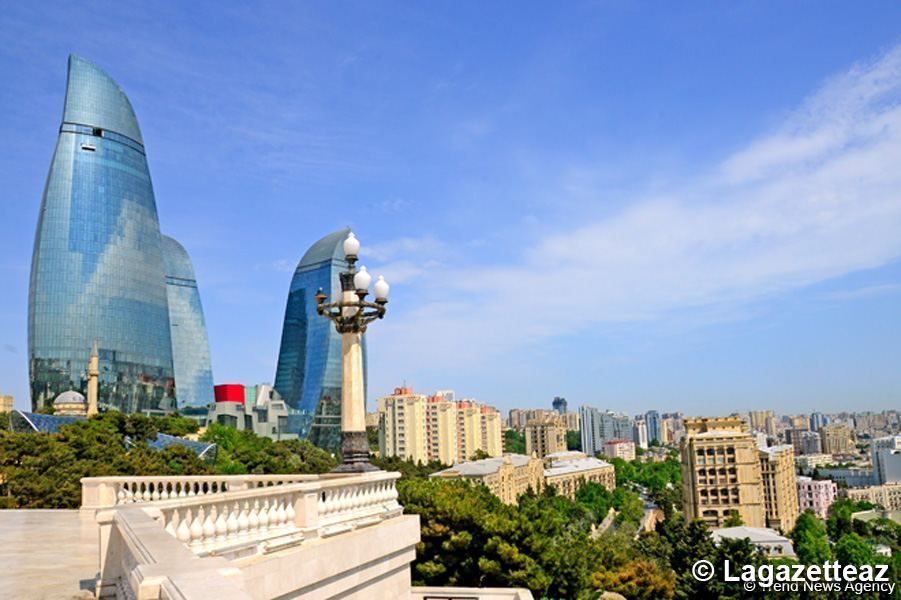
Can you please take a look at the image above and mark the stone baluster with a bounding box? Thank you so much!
[189,507,204,547]
[215,503,228,542]
[202,504,216,545]
[248,499,260,535]
[226,501,239,539]
[164,508,177,538]
[237,500,249,537]
[175,509,191,544]
[285,496,296,525]
[259,498,269,531]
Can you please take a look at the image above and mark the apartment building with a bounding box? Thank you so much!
[796,476,837,519]
[525,416,567,458]
[759,445,799,532]
[680,417,766,528]
[378,388,502,464]
[819,424,854,455]
[844,482,901,511]
[603,439,636,461]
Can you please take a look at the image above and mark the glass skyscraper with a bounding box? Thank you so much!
[274,228,367,450]
[29,55,208,414]
[162,236,214,408]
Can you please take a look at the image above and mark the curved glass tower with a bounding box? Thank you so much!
[274,229,367,450]
[29,55,175,413]
[162,236,214,408]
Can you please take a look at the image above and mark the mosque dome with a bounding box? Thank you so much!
[54,390,86,406]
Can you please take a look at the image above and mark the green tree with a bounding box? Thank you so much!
[566,430,581,451]
[575,481,611,522]
[834,532,876,566]
[791,510,832,564]
[503,429,525,454]
[723,509,743,527]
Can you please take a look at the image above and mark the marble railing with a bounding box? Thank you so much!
[81,474,321,510]
[96,471,403,599]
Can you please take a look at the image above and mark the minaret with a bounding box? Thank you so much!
[87,340,99,416]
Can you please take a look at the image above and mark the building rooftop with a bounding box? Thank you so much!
[545,456,613,478]
[711,526,790,544]
[691,429,750,439]
[431,454,533,477]
[760,444,793,455]
[9,410,216,459]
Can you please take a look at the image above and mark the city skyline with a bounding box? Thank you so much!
[3,3,901,415]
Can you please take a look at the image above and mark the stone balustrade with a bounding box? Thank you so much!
[81,474,321,510]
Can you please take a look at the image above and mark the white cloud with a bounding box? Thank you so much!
[373,44,901,372]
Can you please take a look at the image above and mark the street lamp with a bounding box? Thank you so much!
[315,231,389,472]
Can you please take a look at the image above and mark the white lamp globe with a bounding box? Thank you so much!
[374,275,390,301]
[354,266,372,291]
[343,232,360,257]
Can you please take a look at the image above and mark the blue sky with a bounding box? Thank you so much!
[2,2,901,416]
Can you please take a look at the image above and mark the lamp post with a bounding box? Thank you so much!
[315,231,389,472]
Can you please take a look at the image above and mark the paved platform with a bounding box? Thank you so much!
[0,510,98,599]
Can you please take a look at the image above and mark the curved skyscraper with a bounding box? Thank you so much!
[162,236,215,408]
[29,55,175,413]
[274,229,367,450]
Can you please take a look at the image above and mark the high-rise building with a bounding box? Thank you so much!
[645,410,661,444]
[0,395,12,413]
[552,396,567,415]
[580,406,631,455]
[748,410,776,436]
[30,56,177,414]
[633,418,649,449]
[759,445,799,532]
[161,236,214,408]
[798,431,822,456]
[810,412,830,432]
[788,415,810,430]
[274,229,366,450]
[819,424,854,455]
[377,388,502,464]
[872,435,901,485]
[562,411,580,432]
[508,408,528,431]
[525,416,567,458]
[796,476,837,519]
[680,417,765,528]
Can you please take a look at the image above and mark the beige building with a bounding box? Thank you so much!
[378,388,502,465]
[844,483,901,511]
[0,395,12,413]
[759,445,799,532]
[525,416,567,458]
[795,453,833,470]
[748,410,776,435]
[819,424,854,455]
[431,454,545,504]
[681,417,766,528]
[603,439,636,461]
[562,411,580,432]
[544,452,615,499]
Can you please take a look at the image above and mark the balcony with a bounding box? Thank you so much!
[64,472,534,600]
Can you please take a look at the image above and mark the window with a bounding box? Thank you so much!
[92,127,103,137]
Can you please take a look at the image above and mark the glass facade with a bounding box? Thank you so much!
[162,236,214,408]
[29,55,175,413]
[274,229,366,451]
